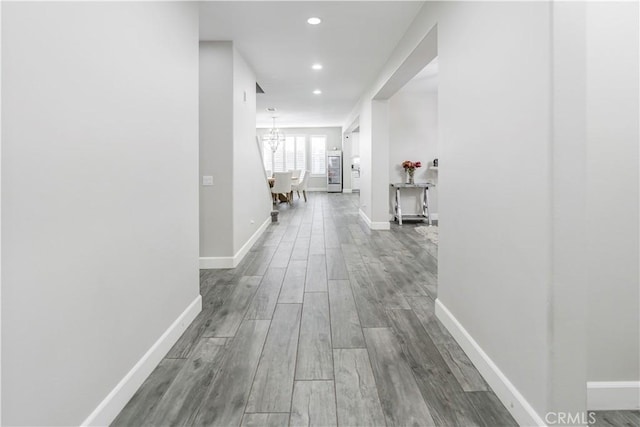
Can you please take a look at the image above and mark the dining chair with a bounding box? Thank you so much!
[271,171,293,205]
[266,169,272,178]
[292,170,309,202]
[291,169,302,180]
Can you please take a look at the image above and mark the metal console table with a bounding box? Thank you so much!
[390,182,435,226]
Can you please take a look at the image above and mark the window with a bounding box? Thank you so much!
[285,138,296,171]
[263,135,306,173]
[310,136,327,175]
[273,142,285,172]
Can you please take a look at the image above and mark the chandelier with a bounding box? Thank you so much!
[263,116,285,152]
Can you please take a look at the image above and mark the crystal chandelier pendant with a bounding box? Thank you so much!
[264,116,285,152]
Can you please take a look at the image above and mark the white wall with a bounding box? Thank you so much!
[371,101,391,229]
[586,0,639,387]
[233,48,272,252]
[436,4,552,417]
[200,42,271,266]
[200,42,234,258]
[348,0,640,419]
[256,126,342,191]
[549,2,588,414]
[358,103,373,221]
[351,131,360,157]
[0,0,4,421]
[342,132,352,191]
[2,3,200,425]
[388,73,438,216]
[345,1,586,422]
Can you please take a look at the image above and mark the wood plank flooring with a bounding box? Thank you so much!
[590,410,640,427]
[113,193,518,427]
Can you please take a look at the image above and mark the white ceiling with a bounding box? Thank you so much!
[199,1,425,129]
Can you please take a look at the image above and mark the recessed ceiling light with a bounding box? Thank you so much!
[312,64,323,70]
[313,89,322,95]
[307,17,322,25]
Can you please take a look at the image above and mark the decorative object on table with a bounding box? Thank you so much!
[402,160,422,184]
[433,158,438,167]
[415,225,439,244]
[263,116,285,152]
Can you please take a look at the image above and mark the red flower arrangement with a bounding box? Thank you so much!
[402,160,421,184]
[402,160,422,172]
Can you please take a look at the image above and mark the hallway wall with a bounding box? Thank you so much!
[200,42,234,258]
[586,0,639,401]
[347,0,640,420]
[1,3,200,425]
[429,3,553,419]
[200,42,272,267]
[232,49,273,254]
[344,1,566,423]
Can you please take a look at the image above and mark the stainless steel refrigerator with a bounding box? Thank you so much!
[327,150,342,192]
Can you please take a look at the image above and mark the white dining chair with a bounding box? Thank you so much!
[271,171,293,205]
[291,169,302,180]
[292,170,309,202]
[266,169,272,178]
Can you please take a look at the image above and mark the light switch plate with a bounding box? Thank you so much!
[202,176,214,186]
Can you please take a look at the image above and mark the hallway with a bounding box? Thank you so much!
[113,193,516,427]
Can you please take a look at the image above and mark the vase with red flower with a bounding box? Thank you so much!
[401,160,422,184]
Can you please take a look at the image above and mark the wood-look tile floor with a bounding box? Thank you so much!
[115,192,630,427]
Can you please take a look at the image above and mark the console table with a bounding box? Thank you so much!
[390,182,435,226]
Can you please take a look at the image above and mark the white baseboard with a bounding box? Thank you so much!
[371,221,391,230]
[435,299,546,426]
[587,381,640,410]
[199,256,234,269]
[231,216,270,267]
[199,216,270,269]
[343,188,353,193]
[359,208,391,231]
[81,295,202,426]
[359,208,371,228]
